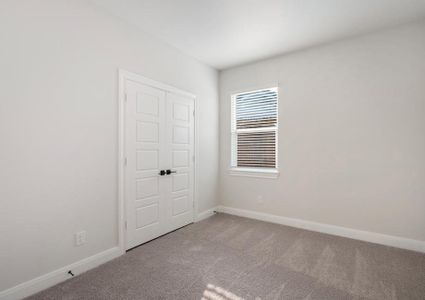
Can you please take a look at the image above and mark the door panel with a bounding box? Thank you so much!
[172,150,189,168]
[173,126,190,144]
[166,92,194,232]
[136,150,158,171]
[125,80,167,249]
[172,196,189,216]
[125,79,194,250]
[136,204,158,228]
[136,121,159,142]
[172,173,189,192]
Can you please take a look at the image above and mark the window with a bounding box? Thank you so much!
[230,87,279,178]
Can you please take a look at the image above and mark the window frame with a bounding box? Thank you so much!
[229,86,279,179]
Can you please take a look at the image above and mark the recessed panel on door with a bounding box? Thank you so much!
[172,196,189,216]
[137,150,158,171]
[136,178,158,199]
[137,121,159,142]
[173,102,190,121]
[172,150,189,168]
[173,173,189,192]
[136,204,159,228]
[173,126,189,144]
[137,93,159,116]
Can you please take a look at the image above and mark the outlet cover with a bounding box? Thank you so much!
[75,231,86,246]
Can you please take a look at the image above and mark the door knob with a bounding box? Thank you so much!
[159,170,166,176]
[166,169,177,175]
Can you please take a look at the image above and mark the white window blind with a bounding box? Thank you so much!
[231,87,278,169]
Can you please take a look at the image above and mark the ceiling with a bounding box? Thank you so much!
[90,0,425,69]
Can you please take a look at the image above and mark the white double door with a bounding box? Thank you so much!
[125,79,195,250]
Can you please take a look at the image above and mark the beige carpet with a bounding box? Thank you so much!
[27,213,425,300]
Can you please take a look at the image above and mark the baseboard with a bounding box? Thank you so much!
[196,206,218,222]
[0,247,124,300]
[3,210,423,300]
[216,205,425,253]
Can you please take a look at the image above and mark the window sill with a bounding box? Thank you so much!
[228,167,280,179]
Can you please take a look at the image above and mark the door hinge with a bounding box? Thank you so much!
[124,221,127,230]
[193,110,195,117]
[192,155,195,163]
[124,93,128,102]
[124,157,127,166]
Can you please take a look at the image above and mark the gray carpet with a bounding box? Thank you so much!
[27,213,425,300]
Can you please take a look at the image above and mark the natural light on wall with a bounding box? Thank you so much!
[230,87,279,178]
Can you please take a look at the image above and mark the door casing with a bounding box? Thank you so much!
[118,69,199,252]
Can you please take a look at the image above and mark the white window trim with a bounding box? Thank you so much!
[228,167,280,179]
[229,86,279,178]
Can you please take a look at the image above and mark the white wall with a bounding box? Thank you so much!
[0,0,218,292]
[219,21,425,242]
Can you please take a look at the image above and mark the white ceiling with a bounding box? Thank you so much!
[90,0,425,69]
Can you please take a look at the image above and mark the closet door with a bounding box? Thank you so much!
[165,92,195,232]
[125,79,195,250]
[125,80,167,249]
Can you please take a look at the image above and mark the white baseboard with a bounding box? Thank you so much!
[3,208,423,300]
[216,205,425,253]
[196,207,218,222]
[0,247,124,300]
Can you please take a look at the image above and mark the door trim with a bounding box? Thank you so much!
[118,69,199,252]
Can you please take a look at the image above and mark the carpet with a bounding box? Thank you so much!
[27,213,425,299]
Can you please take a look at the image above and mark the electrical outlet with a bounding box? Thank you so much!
[257,195,264,204]
[75,231,86,246]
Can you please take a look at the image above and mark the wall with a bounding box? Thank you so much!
[0,0,218,292]
[219,21,425,242]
